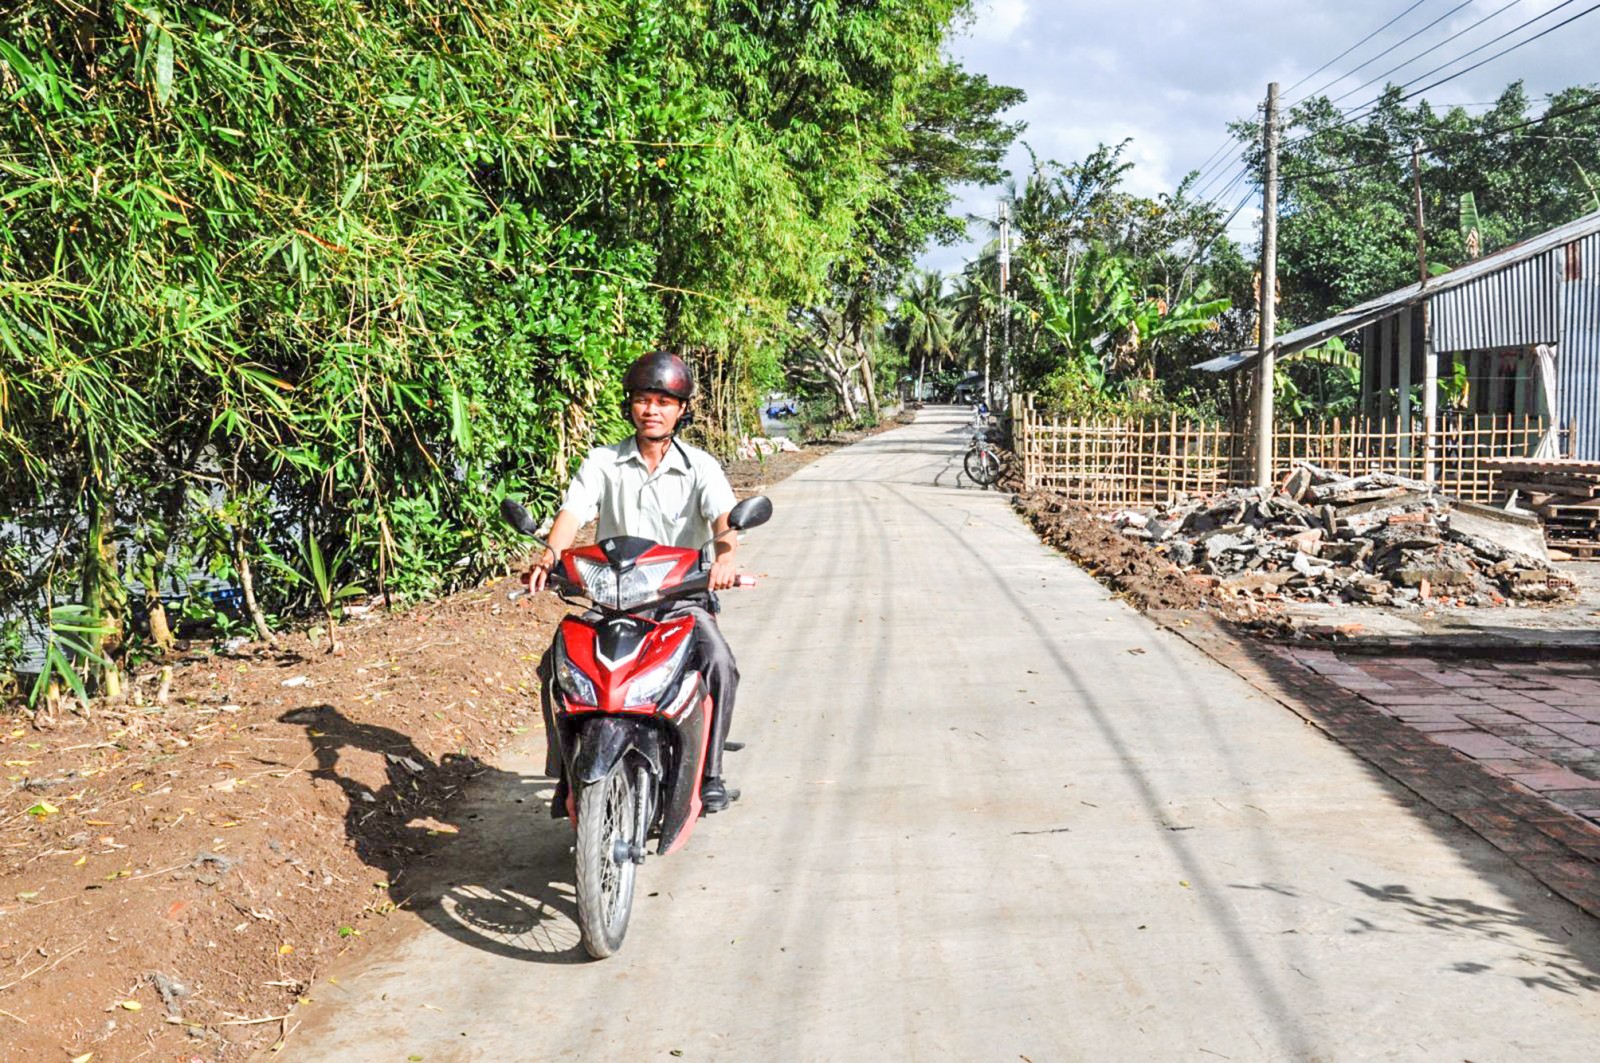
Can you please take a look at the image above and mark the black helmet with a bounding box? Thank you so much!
[622,350,693,402]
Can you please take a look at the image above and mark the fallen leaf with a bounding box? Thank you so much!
[130,782,144,792]
[118,1000,141,1011]
[15,891,38,901]
[70,1053,93,1063]
[278,943,294,955]
[24,802,58,818]
[1179,880,1191,889]
[73,855,86,866]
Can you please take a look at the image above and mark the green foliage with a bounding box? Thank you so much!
[1275,338,1360,419]
[1023,248,1231,401]
[28,604,111,707]
[1271,82,1600,320]
[0,619,22,674]
[0,1,1017,692]
[943,139,1245,414]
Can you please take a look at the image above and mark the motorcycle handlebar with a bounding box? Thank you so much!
[507,572,755,603]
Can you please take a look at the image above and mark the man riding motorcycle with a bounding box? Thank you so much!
[525,350,745,814]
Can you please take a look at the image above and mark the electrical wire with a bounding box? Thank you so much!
[1191,0,1437,198]
[1287,0,1478,107]
[1325,0,1531,107]
[1280,94,1600,183]
[1285,0,1598,149]
[1390,0,1600,106]
[1284,0,1437,102]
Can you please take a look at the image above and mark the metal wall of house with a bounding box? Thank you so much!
[1558,231,1600,459]
[1430,251,1560,350]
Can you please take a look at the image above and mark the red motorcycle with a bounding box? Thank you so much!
[499,495,772,958]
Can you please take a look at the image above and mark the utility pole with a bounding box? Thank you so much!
[997,198,1011,404]
[1253,82,1279,488]
[1414,139,1438,483]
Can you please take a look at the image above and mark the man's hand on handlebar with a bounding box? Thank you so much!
[523,548,558,595]
[708,556,739,592]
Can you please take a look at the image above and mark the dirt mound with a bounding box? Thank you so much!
[1012,487,1210,612]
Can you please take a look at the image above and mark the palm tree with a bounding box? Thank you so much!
[898,270,953,400]
[948,261,1003,404]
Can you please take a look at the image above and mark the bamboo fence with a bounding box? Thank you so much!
[1011,396,1547,510]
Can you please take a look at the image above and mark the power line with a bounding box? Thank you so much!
[1192,0,1437,198]
[1287,0,1478,107]
[1279,94,1600,183]
[1283,0,1597,150]
[1195,180,1264,261]
[1391,0,1600,105]
[1284,0,1435,102]
[1323,0,1528,108]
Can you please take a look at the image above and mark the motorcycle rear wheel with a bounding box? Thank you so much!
[965,444,1001,486]
[574,764,642,958]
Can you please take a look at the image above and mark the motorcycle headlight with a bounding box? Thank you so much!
[617,559,680,610]
[623,637,691,708]
[554,639,598,706]
[573,557,680,610]
[572,558,619,605]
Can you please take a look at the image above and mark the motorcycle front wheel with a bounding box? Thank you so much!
[574,763,643,958]
[965,444,1001,486]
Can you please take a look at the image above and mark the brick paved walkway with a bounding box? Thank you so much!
[1273,649,1600,826]
[1154,611,1600,920]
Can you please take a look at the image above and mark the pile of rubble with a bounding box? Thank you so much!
[1110,463,1574,608]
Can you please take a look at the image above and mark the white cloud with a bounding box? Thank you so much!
[920,0,1600,274]
[964,0,1030,44]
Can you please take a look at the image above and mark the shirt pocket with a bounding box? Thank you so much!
[649,477,694,525]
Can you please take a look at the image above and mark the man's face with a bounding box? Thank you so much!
[629,390,684,440]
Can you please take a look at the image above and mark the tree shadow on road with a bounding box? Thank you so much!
[1347,880,1600,995]
[281,704,589,964]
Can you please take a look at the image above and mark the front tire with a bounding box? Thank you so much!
[574,764,642,958]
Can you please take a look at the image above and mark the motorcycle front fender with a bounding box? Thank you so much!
[571,715,664,787]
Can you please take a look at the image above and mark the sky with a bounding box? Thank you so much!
[920,0,1600,276]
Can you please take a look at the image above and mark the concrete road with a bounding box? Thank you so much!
[287,407,1600,1062]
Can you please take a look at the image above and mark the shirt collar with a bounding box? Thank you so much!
[619,435,690,476]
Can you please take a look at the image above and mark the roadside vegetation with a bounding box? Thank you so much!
[905,80,1600,423]
[0,1,1023,702]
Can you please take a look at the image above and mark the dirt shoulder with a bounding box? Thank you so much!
[0,417,904,1061]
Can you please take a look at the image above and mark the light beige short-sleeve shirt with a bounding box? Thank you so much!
[560,436,738,549]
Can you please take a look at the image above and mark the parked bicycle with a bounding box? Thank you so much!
[964,405,1002,487]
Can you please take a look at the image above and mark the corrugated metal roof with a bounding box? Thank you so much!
[1196,209,1600,373]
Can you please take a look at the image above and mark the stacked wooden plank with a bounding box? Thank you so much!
[1488,458,1600,559]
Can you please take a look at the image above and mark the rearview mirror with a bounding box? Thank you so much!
[728,495,773,531]
[500,497,543,537]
